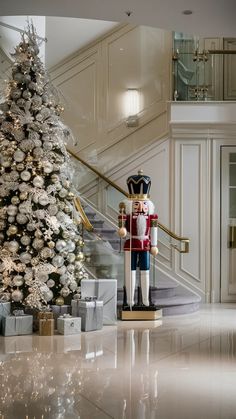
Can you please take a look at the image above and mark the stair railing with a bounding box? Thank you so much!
[69,149,190,253]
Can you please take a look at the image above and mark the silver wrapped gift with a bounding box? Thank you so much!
[81,279,117,325]
[57,316,81,335]
[2,315,33,336]
[78,300,103,332]
[71,300,80,317]
[0,302,11,332]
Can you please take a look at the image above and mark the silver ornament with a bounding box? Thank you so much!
[8,216,15,223]
[48,204,58,216]
[59,274,69,285]
[22,90,31,100]
[66,241,76,253]
[60,287,70,297]
[19,252,32,264]
[11,289,23,302]
[13,275,24,286]
[56,240,67,252]
[42,288,53,302]
[43,161,53,173]
[38,194,49,206]
[52,255,64,268]
[8,241,20,253]
[32,238,44,250]
[47,279,55,288]
[33,176,44,188]
[67,253,76,263]
[20,170,31,181]
[27,223,36,231]
[21,235,31,246]
[18,182,30,192]
[13,149,25,162]
[67,264,75,273]
[16,214,28,224]
[57,266,66,275]
[7,205,18,216]
[37,272,49,282]
[69,281,77,291]
[33,147,44,159]
[40,247,53,259]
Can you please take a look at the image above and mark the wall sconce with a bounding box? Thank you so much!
[125,89,140,127]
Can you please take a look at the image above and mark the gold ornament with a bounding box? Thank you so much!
[76,252,85,262]
[48,241,55,248]
[67,192,75,200]
[26,155,33,162]
[55,296,64,306]
[19,192,28,200]
[77,239,84,247]
[64,206,71,214]
[16,163,25,172]
[7,225,18,235]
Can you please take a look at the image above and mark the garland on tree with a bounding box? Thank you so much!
[0,24,87,308]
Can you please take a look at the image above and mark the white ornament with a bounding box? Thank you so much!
[47,279,55,288]
[13,275,24,286]
[21,235,31,246]
[7,205,18,216]
[19,252,32,264]
[43,161,53,173]
[16,214,28,224]
[8,241,19,253]
[38,194,49,206]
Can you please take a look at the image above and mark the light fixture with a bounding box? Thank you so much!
[125,88,140,127]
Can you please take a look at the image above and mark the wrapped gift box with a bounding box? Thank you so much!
[2,315,33,337]
[57,316,81,335]
[0,302,11,332]
[78,300,103,332]
[38,311,53,320]
[71,300,80,317]
[81,279,117,325]
[39,318,54,336]
[51,305,71,328]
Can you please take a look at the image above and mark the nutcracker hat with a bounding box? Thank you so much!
[127,170,151,200]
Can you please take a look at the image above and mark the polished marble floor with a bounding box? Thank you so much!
[1,304,236,419]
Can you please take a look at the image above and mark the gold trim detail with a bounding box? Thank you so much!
[74,197,94,232]
[128,194,150,200]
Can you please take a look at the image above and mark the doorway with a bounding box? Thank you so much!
[221,146,236,302]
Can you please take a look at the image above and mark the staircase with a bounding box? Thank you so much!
[83,204,201,316]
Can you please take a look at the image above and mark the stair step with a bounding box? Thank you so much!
[90,220,105,228]
[154,294,201,316]
[94,228,117,239]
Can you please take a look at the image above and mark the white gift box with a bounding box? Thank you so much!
[57,316,81,335]
[78,300,103,332]
[81,279,117,325]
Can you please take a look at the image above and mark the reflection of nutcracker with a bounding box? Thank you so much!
[118,171,158,308]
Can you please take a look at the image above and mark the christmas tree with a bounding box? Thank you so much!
[0,25,86,308]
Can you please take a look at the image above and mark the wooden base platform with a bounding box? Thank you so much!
[121,309,162,321]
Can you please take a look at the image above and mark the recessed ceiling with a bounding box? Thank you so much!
[0,0,236,37]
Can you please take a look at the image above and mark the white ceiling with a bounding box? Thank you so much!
[0,0,236,38]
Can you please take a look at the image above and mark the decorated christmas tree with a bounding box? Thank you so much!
[0,25,86,308]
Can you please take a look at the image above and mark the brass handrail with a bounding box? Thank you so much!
[74,197,94,232]
[68,149,190,253]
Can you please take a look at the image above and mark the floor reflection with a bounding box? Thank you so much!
[1,306,236,418]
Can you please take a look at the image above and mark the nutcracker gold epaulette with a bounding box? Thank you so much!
[151,219,158,227]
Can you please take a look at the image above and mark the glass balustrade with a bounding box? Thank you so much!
[173,32,236,101]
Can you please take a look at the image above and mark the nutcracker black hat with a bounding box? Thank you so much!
[127,170,151,200]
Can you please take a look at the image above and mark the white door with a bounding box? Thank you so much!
[221,147,236,302]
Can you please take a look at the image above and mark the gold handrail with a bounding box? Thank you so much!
[74,197,94,232]
[68,149,190,253]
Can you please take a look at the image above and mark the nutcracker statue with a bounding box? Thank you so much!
[118,170,162,320]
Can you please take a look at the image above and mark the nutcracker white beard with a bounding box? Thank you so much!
[137,214,146,237]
